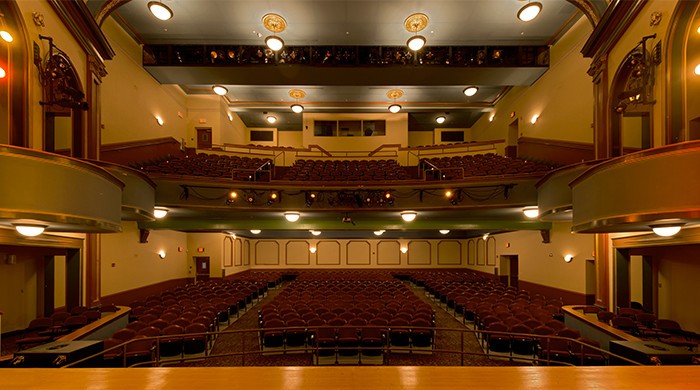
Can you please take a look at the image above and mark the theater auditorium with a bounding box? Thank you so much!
[1,0,699,388]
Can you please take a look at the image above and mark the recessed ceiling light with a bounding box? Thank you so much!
[436,116,446,124]
[212,85,228,96]
[310,230,322,236]
[148,1,173,21]
[651,224,683,237]
[284,211,300,222]
[14,224,46,237]
[439,230,450,234]
[463,86,479,97]
[401,211,417,222]
[266,115,277,124]
[518,1,543,22]
[373,230,385,236]
[522,206,539,219]
[154,207,169,219]
[250,229,261,234]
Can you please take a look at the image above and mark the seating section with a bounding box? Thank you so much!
[15,307,105,350]
[281,159,410,182]
[137,153,273,181]
[102,271,284,366]
[421,153,556,180]
[258,270,435,363]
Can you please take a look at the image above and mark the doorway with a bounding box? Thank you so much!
[499,255,519,289]
[196,128,212,149]
[505,119,519,158]
[194,256,210,283]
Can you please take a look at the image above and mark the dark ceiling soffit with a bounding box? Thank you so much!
[48,0,116,61]
[144,66,548,88]
[581,0,648,58]
[93,0,132,26]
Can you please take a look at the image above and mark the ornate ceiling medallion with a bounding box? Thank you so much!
[262,13,287,33]
[404,13,429,33]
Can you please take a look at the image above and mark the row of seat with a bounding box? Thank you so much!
[421,153,555,180]
[137,152,273,180]
[281,159,411,182]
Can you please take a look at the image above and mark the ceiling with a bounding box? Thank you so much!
[87,0,583,238]
[101,0,582,130]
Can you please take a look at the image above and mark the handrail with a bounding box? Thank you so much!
[368,144,402,157]
[307,144,333,157]
[62,324,642,369]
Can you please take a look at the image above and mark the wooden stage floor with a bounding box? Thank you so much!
[2,366,699,389]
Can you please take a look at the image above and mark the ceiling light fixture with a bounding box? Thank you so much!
[262,13,287,51]
[250,229,262,235]
[517,1,543,22]
[401,211,417,222]
[284,211,301,222]
[289,89,306,113]
[14,224,46,237]
[436,116,446,124]
[154,207,169,219]
[404,13,428,51]
[266,115,277,124]
[651,224,683,237]
[439,230,450,234]
[310,230,322,236]
[387,89,404,113]
[291,104,304,113]
[522,206,539,219]
[463,86,479,97]
[373,230,385,236]
[148,1,173,21]
[212,85,228,96]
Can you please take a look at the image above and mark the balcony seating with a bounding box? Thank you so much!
[421,153,556,180]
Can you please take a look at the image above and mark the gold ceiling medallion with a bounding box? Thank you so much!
[262,13,287,33]
[288,89,306,99]
[386,89,404,100]
[404,13,428,33]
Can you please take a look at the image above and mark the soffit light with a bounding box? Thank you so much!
[310,230,322,236]
[522,206,539,218]
[154,207,169,219]
[387,89,404,113]
[374,230,386,236]
[518,1,543,22]
[14,224,46,237]
[436,116,446,124]
[651,224,683,237]
[262,13,286,52]
[212,85,228,96]
[463,86,479,97]
[266,115,277,124]
[250,229,262,234]
[284,211,301,222]
[404,13,428,51]
[401,211,417,222]
[289,89,306,113]
[439,230,450,234]
[148,1,173,21]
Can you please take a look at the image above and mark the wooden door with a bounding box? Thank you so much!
[194,256,210,283]
[196,128,212,149]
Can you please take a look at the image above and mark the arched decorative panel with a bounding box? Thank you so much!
[476,238,486,266]
[255,241,280,265]
[286,240,310,265]
[377,241,401,265]
[244,240,250,265]
[467,239,475,265]
[223,236,233,267]
[317,241,341,265]
[346,241,371,265]
[407,241,431,265]
[486,236,497,266]
[234,238,242,266]
[437,240,462,265]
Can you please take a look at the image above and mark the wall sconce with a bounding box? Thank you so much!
[155,116,164,126]
[489,114,495,122]
[564,254,574,263]
[158,250,166,259]
[0,67,5,79]
[522,206,539,218]
[651,224,683,237]
[14,224,46,237]
[694,64,700,76]
[400,247,408,254]
[309,246,317,254]
[401,211,417,222]
[530,114,539,124]
[305,192,317,207]
[154,207,169,219]
[483,233,490,241]
[284,211,300,222]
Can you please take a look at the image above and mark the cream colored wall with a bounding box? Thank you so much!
[630,255,644,304]
[302,113,408,150]
[655,246,700,333]
[470,16,594,144]
[99,18,188,145]
[16,1,88,149]
[100,222,188,296]
[225,112,248,145]
[187,95,233,147]
[278,130,304,148]
[465,222,594,295]
[240,238,467,268]
[0,252,39,332]
[54,255,66,309]
[408,131,434,147]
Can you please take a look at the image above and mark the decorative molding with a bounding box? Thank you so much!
[407,240,431,265]
[254,240,279,265]
[581,0,647,59]
[437,240,462,265]
[243,241,250,266]
[377,241,401,265]
[94,0,132,26]
[467,240,475,265]
[317,241,341,265]
[223,236,233,267]
[476,238,485,266]
[346,241,371,265]
[565,0,603,27]
[235,238,242,266]
[285,240,310,265]
[47,0,115,61]
[486,236,497,266]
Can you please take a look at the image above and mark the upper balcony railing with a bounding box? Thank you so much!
[143,44,549,68]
